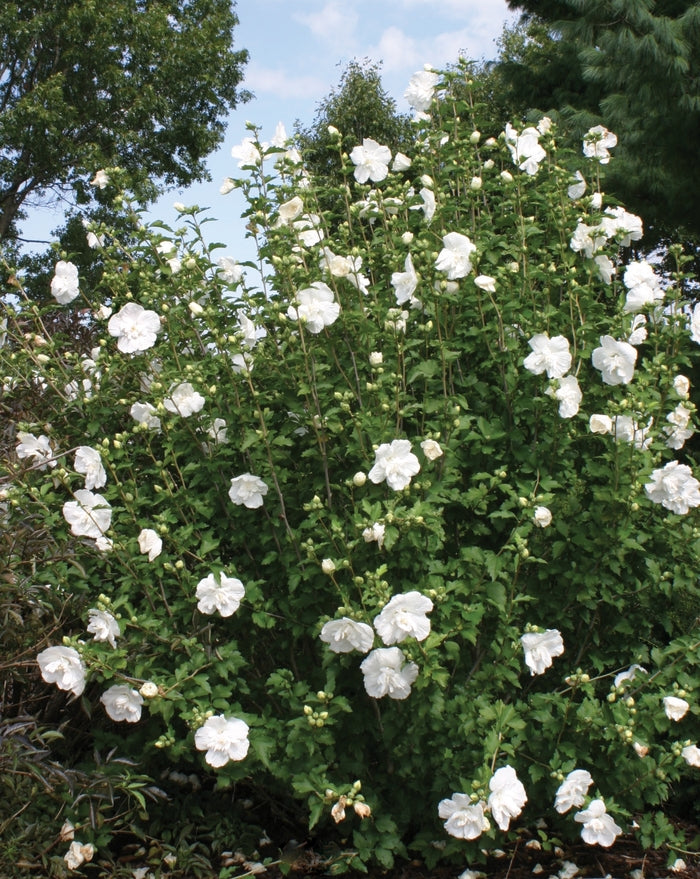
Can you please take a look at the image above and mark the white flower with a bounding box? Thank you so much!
[207,417,229,444]
[574,799,622,846]
[523,334,572,379]
[673,375,690,398]
[594,254,616,285]
[418,187,436,223]
[63,490,112,538]
[374,591,433,645]
[101,685,144,722]
[130,401,161,432]
[37,646,86,696]
[420,439,443,461]
[369,351,383,366]
[320,617,374,654]
[64,841,95,871]
[533,506,552,528]
[87,608,120,648]
[196,572,245,617]
[91,169,109,188]
[140,681,159,698]
[589,414,613,435]
[601,206,643,246]
[194,715,250,767]
[438,794,490,840]
[229,473,268,509]
[16,432,56,470]
[293,213,324,247]
[287,282,340,333]
[546,375,582,418]
[488,766,528,831]
[555,769,594,813]
[51,260,80,303]
[435,232,476,280]
[362,522,386,549]
[368,439,420,491]
[278,195,304,224]
[108,303,162,354]
[231,137,261,167]
[567,171,586,199]
[663,696,690,721]
[591,336,637,385]
[505,123,546,175]
[614,664,647,689]
[627,313,648,346]
[321,558,336,575]
[164,382,205,416]
[583,126,617,164]
[404,68,439,113]
[74,446,107,490]
[521,629,564,675]
[392,152,412,171]
[570,222,607,258]
[59,821,75,842]
[137,528,162,561]
[350,138,392,184]
[391,254,419,307]
[645,461,700,514]
[360,647,419,700]
[623,261,664,313]
[474,275,496,293]
[612,415,652,451]
[664,403,694,450]
[220,177,235,194]
[218,256,243,284]
[682,744,700,767]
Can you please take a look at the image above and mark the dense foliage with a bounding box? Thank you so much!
[2,61,700,876]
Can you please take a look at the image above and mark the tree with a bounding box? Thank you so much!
[295,59,412,184]
[502,0,700,245]
[0,0,249,242]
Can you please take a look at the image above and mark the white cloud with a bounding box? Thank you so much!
[368,27,421,72]
[294,2,359,48]
[245,63,328,101]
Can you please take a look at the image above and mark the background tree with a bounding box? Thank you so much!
[502,0,700,249]
[0,0,249,243]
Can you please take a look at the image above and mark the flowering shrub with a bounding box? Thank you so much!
[2,62,700,871]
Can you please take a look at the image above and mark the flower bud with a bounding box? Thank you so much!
[321,558,336,575]
[353,471,366,487]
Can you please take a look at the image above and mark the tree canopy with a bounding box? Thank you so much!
[0,0,249,241]
[503,0,700,245]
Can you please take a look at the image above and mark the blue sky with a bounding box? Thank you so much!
[28,0,517,255]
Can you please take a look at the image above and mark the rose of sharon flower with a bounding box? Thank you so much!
[368,439,420,491]
[435,232,476,280]
[87,608,120,648]
[589,414,613,435]
[505,123,546,175]
[51,260,80,304]
[523,333,572,379]
[521,629,564,675]
[674,375,690,398]
[555,769,594,813]
[320,617,374,654]
[130,401,161,432]
[663,696,690,721]
[622,261,664,314]
[37,646,86,696]
[374,591,433,645]
[194,714,250,767]
[287,282,340,333]
[164,382,205,416]
[360,647,419,700]
[392,253,420,307]
[107,302,162,354]
[231,137,261,168]
[63,490,112,538]
[682,744,700,767]
[645,461,700,515]
[350,138,392,183]
[574,800,622,847]
[420,439,443,460]
[488,766,528,831]
[228,473,268,509]
[533,506,552,528]
[74,446,107,490]
[16,432,56,470]
[196,572,245,617]
[138,528,163,561]
[100,684,144,722]
[546,375,582,418]
[438,794,490,840]
[583,125,617,164]
[404,68,439,113]
[591,336,637,386]
[362,522,386,549]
